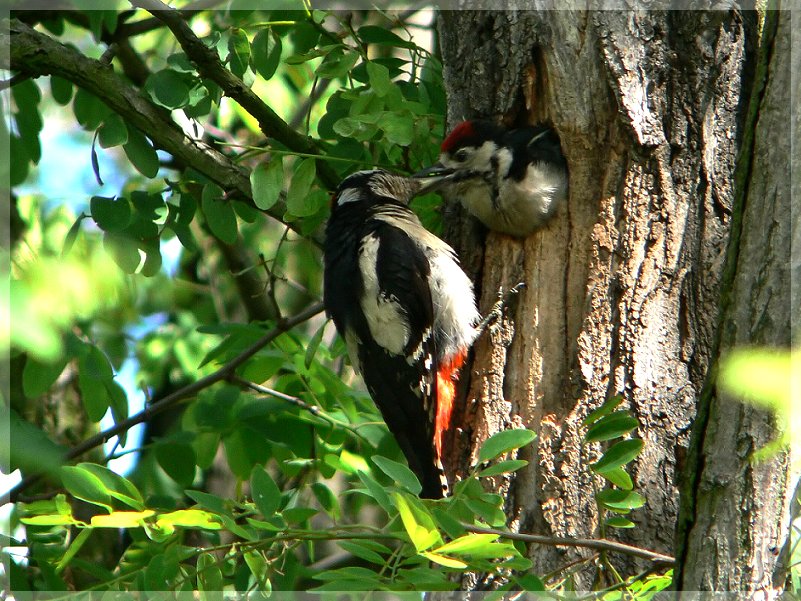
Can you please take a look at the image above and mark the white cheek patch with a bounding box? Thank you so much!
[441,141,500,174]
[358,234,409,355]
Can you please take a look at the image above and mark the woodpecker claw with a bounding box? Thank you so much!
[476,281,526,336]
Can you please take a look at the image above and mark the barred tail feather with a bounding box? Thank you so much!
[433,348,468,496]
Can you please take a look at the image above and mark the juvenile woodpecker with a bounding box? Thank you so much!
[418,120,568,237]
[324,170,479,499]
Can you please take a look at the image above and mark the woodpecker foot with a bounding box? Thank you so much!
[475,281,526,337]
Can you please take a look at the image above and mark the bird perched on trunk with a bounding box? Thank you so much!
[416,120,568,237]
[323,169,479,499]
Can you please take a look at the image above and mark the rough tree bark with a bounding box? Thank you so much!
[674,9,799,594]
[437,6,796,591]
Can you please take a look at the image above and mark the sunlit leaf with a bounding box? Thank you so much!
[477,429,536,463]
[583,395,625,427]
[590,439,644,474]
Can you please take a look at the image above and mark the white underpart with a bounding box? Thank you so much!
[426,247,479,357]
[358,234,409,355]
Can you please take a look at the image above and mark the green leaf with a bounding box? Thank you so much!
[60,465,113,512]
[304,321,327,370]
[337,540,386,565]
[197,552,223,595]
[315,50,359,79]
[123,126,159,178]
[590,439,644,474]
[90,196,132,232]
[77,346,112,422]
[103,232,142,274]
[433,533,499,555]
[251,28,282,80]
[185,490,228,514]
[366,62,391,96]
[8,410,67,476]
[311,482,340,520]
[146,69,192,109]
[250,159,283,210]
[90,510,155,528]
[227,28,251,79]
[250,466,282,518]
[201,184,238,244]
[596,489,645,511]
[285,159,317,217]
[517,574,546,591]
[372,455,422,495]
[584,411,639,443]
[21,514,79,526]
[477,429,536,463]
[432,508,466,539]
[378,111,414,145]
[77,462,144,510]
[22,355,69,398]
[97,114,128,148]
[477,459,528,477]
[157,509,221,530]
[224,429,270,479]
[50,76,73,105]
[357,25,416,49]
[355,470,394,514]
[392,492,441,552]
[583,395,625,426]
[91,133,103,186]
[73,88,110,130]
[243,550,270,591]
[62,213,87,256]
[156,442,196,487]
[605,516,636,529]
[600,467,634,489]
[420,551,467,569]
[9,135,30,186]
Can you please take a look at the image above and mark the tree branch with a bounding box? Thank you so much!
[129,0,340,190]
[463,525,675,565]
[2,301,326,506]
[6,20,251,201]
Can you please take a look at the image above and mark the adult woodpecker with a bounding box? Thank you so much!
[323,169,479,499]
[418,120,568,237]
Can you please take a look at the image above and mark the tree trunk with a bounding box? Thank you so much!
[674,8,799,594]
[437,7,794,591]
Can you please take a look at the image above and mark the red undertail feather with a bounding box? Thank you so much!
[434,349,468,459]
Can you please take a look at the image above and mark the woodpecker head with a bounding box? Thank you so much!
[414,120,569,237]
[331,169,457,211]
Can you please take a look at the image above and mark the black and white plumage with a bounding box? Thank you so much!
[418,120,569,237]
[323,170,479,499]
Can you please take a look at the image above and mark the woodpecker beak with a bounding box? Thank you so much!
[412,164,455,193]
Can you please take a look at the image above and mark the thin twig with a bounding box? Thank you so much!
[462,524,675,565]
[232,376,370,443]
[129,0,340,190]
[2,302,325,506]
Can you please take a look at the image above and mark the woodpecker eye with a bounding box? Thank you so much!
[454,149,470,162]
